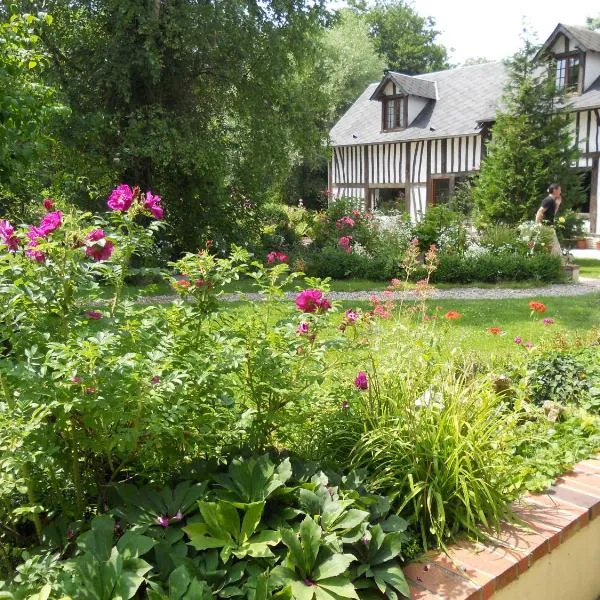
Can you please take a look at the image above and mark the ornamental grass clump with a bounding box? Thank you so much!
[351,369,518,548]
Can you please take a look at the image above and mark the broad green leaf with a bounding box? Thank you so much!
[371,532,404,565]
[313,553,355,581]
[116,531,156,559]
[299,517,322,572]
[371,565,410,597]
[240,501,265,542]
[290,580,317,600]
[317,576,359,599]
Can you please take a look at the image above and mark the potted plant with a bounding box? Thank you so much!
[554,210,586,250]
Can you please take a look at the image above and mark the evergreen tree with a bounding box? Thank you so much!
[473,38,583,225]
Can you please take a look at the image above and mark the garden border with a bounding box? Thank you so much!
[403,455,600,599]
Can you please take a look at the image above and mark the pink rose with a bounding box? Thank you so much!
[144,191,164,220]
[0,220,19,252]
[86,311,102,320]
[84,229,114,262]
[107,184,134,212]
[295,289,331,313]
[39,211,62,235]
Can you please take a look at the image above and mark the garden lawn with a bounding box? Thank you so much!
[221,293,600,358]
[575,258,600,279]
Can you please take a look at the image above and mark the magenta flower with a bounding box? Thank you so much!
[151,376,160,384]
[0,220,19,251]
[84,229,114,262]
[296,321,309,335]
[345,309,359,323]
[295,289,331,313]
[39,211,62,234]
[514,336,522,345]
[354,371,368,390]
[25,243,45,263]
[267,251,288,264]
[144,191,164,220]
[524,342,534,349]
[543,318,555,325]
[156,515,170,528]
[70,376,82,384]
[86,311,102,320]
[107,184,134,211]
[43,198,54,211]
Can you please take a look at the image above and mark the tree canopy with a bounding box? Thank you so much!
[361,0,449,74]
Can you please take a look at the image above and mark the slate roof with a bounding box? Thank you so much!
[370,71,437,100]
[551,24,600,53]
[330,55,600,147]
[330,61,507,146]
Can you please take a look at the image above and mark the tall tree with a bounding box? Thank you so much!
[0,11,67,218]
[473,38,583,225]
[12,0,333,252]
[321,9,386,118]
[360,0,449,74]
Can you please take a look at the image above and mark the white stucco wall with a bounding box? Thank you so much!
[584,51,600,91]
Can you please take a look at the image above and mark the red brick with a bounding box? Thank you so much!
[549,484,600,512]
[445,541,520,592]
[432,551,495,599]
[490,522,551,568]
[576,459,600,474]
[408,581,444,599]
[559,471,600,497]
[403,562,480,600]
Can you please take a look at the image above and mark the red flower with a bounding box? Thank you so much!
[173,278,190,290]
[488,327,502,335]
[529,301,547,313]
[444,311,462,319]
[43,197,54,210]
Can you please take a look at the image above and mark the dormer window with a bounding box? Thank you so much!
[383,96,406,131]
[555,53,580,91]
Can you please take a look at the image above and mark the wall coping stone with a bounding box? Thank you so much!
[402,455,600,599]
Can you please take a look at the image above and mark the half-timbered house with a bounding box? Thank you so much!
[328,23,600,234]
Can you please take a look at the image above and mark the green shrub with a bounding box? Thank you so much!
[526,351,590,406]
[431,253,563,283]
[413,205,466,252]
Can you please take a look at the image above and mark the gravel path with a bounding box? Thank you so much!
[134,278,600,304]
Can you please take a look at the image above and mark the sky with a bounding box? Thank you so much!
[333,0,600,64]
[413,0,599,64]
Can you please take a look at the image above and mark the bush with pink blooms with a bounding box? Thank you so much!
[0,188,348,552]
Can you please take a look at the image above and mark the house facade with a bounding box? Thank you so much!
[328,24,600,234]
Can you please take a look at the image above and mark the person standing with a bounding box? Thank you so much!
[535,183,562,255]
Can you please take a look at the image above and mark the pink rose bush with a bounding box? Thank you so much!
[295,289,331,313]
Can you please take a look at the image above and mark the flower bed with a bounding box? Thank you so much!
[0,189,598,599]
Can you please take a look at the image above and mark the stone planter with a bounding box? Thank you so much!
[562,263,580,283]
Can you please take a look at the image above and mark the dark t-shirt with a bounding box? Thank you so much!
[541,195,556,224]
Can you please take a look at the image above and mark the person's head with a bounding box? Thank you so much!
[548,183,561,199]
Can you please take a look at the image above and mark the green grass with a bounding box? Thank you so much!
[574,258,600,279]
[221,293,600,357]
